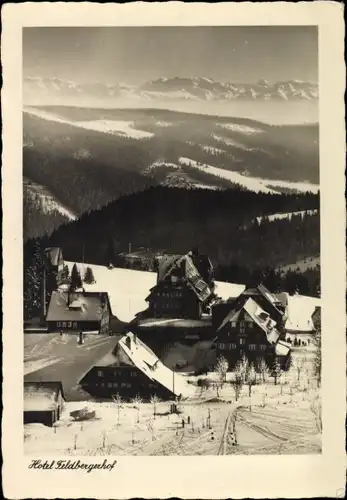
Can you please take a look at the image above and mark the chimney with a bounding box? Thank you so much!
[125,335,132,350]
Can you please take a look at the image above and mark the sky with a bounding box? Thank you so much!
[23,26,318,85]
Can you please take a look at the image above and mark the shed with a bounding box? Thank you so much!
[24,381,65,427]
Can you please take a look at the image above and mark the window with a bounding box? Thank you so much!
[108,382,113,388]
[240,338,246,345]
[260,345,267,351]
[231,321,237,328]
[219,343,226,350]
[240,321,245,334]
[113,382,118,388]
[248,322,254,329]
[121,383,127,388]
[130,372,137,377]
[249,344,257,351]
[230,343,237,350]
[97,370,103,377]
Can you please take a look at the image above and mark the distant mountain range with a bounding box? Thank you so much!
[24,76,318,105]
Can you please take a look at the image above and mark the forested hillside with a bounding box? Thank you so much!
[40,186,319,278]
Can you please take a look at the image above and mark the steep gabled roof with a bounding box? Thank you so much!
[217,297,280,345]
[153,252,212,303]
[95,333,194,399]
[46,291,111,323]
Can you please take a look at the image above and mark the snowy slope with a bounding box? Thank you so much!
[24,107,153,140]
[66,262,245,323]
[179,157,277,194]
[179,157,319,195]
[24,178,77,221]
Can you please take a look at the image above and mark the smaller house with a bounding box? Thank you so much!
[46,291,111,334]
[285,305,320,347]
[215,297,290,369]
[24,381,65,427]
[80,332,194,401]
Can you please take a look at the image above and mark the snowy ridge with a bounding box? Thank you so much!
[256,209,318,224]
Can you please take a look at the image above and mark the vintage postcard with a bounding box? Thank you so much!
[2,2,346,498]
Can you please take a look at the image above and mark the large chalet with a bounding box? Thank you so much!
[143,249,216,320]
[79,332,193,401]
[214,297,291,369]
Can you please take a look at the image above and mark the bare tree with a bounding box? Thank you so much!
[293,356,307,384]
[257,357,270,384]
[232,373,243,402]
[246,363,257,398]
[272,358,282,386]
[215,355,229,396]
[112,393,123,426]
[238,355,249,384]
[150,394,160,418]
[131,394,143,423]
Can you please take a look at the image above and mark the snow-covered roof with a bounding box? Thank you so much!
[284,293,320,332]
[243,298,280,345]
[24,381,65,411]
[46,291,110,323]
[97,333,194,398]
[275,340,291,357]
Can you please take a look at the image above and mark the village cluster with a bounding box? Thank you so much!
[24,245,321,455]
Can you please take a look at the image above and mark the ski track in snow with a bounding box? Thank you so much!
[24,107,154,140]
[179,157,319,194]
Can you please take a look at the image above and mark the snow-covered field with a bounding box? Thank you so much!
[179,157,319,194]
[66,262,246,323]
[24,107,153,140]
[256,209,318,224]
[24,369,321,456]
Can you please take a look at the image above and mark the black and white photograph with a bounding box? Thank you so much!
[22,24,323,456]
[1,2,346,499]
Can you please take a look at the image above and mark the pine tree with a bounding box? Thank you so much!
[61,264,70,281]
[70,263,82,291]
[84,266,96,284]
[23,239,44,320]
